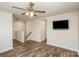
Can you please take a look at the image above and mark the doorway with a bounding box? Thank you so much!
[40,20,47,43]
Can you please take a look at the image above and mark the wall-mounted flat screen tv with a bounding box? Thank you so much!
[53,20,69,29]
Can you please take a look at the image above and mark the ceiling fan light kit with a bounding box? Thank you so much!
[30,12,34,17]
[25,11,34,17]
[25,12,29,15]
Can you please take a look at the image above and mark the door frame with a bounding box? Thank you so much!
[40,19,47,43]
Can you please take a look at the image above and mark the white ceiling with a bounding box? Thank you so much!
[0,2,79,21]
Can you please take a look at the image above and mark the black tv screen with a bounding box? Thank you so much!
[53,20,69,29]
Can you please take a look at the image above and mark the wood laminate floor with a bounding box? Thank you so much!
[0,39,78,57]
[13,39,23,48]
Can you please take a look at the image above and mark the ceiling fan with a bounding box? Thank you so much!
[12,2,46,17]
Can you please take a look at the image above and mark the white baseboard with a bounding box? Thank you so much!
[47,42,79,52]
[0,47,13,53]
[26,39,41,42]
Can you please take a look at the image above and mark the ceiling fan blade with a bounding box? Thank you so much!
[34,11,46,13]
[34,14,37,16]
[12,6,26,11]
[29,2,34,9]
[27,2,34,11]
[21,12,26,15]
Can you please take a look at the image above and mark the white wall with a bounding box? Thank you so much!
[31,20,42,42]
[26,20,41,42]
[46,12,79,51]
[78,11,79,50]
[25,21,32,41]
[0,10,13,53]
[13,21,25,31]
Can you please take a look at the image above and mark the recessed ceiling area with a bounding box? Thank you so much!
[0,2,79,21]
